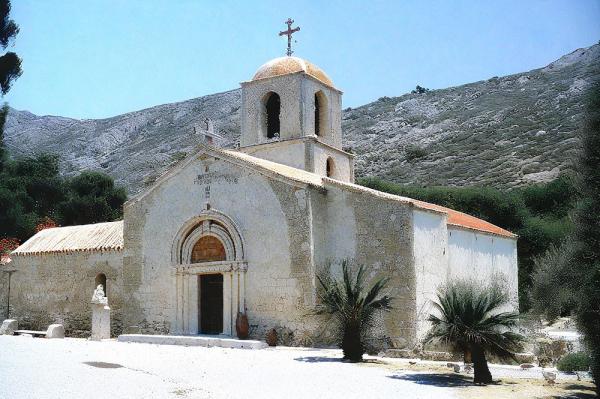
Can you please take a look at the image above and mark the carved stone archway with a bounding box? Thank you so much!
[172,210,247,336]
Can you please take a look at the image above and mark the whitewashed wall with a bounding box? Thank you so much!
[447,227,519,309]
[412,209,449,339]
[123,154,318,341]
[239,140,307,171]
[313,142,353,182]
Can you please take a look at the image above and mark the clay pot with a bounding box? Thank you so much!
[266,328,278,347]
[236,312,249,339]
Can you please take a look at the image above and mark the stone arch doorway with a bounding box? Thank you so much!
[191,235,226,334]
[172,210,247,336]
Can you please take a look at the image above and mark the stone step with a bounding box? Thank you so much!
[117,334,267,349]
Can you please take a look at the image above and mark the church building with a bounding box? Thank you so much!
[3,54,518,349]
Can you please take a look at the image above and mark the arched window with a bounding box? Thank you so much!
[95,273,107,297]
[314,91,328,137]
[191,235,226,263]
[326,157,335,178]
[264,92,281,139]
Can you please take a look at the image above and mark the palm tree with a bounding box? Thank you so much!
[424,279,525,384]
[315,260,393,362]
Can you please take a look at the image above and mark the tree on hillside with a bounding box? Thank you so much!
[569,80,600,393]
[0,103,7,167]
[0,155,127,241]
[0,0,21,169]
[358,176,576,310]
[0,155,61,240]
[0,0,21,95]
[411,85,430,94]
[531,80,600,393]
[59,171,127,226]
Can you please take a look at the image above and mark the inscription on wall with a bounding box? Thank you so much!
[194,172,239,185]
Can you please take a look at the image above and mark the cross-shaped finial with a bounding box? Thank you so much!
[279,18,300,57]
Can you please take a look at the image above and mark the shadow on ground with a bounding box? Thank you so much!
[387,373,474,387]
[83,361,123,369]
[551,384,597,399]
[294,356,386,364]
[294,356,343,363]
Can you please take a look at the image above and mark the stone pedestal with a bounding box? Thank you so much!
[91,304,111,340]
[0,319,18,335]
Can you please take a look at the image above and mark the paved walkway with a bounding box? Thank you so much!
[0,336,457,399]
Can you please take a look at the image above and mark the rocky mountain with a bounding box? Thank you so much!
[4,44,599,194]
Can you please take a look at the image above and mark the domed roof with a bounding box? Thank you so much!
[252,56,334,87]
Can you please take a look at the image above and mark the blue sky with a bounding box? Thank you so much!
[5,0,600,119]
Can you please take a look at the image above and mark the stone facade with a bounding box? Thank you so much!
[4,251,124,337]
[1,56,519,349]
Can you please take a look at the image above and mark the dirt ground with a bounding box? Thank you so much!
[361,360,597,399]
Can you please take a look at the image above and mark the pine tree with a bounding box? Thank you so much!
[0,0,21,95]
[0,0,21,169]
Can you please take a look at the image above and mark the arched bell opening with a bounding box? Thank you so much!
[263,91,281,139]
[314,90,328,137]
[326,157,335,178]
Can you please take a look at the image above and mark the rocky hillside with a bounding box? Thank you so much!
[5,44,599,194]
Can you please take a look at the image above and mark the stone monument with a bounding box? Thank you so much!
[90,284,110,340]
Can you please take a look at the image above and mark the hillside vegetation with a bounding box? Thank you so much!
[4,44,600,194]
[360,176,576,309]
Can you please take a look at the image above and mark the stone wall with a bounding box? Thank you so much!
[241,74,303,145]
[238,137,354,183]
[122,154,320,343]
[311,140,353,182]
[1,251,124,337]
[239,139,308,171]
[412,209,449,341]
[240,73,342,147]
[314,181,417,350]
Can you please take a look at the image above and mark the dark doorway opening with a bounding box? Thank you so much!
[199,274,223,334]
[265,92,281,138]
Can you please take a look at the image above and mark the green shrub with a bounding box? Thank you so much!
[357,176,574,311]
[557,352,591,372]
[404,145,428,162]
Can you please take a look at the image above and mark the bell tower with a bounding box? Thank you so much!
[237,56,354,182]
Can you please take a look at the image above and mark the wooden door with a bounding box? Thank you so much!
[199,274,223,334]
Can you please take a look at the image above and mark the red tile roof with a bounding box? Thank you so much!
[413,200,516,238]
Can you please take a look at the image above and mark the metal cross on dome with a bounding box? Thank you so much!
[279,18,300,57]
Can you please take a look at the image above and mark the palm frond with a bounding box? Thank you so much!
[315,260,395,361]
[424,278,525,359]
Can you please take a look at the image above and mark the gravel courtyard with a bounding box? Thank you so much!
[0,336,455,399]
[1,336,595,399]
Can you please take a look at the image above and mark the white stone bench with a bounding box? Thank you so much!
[14,324,64,339]
[14,329,47,337]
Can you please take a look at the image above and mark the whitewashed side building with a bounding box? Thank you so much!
[3,56,518,349]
